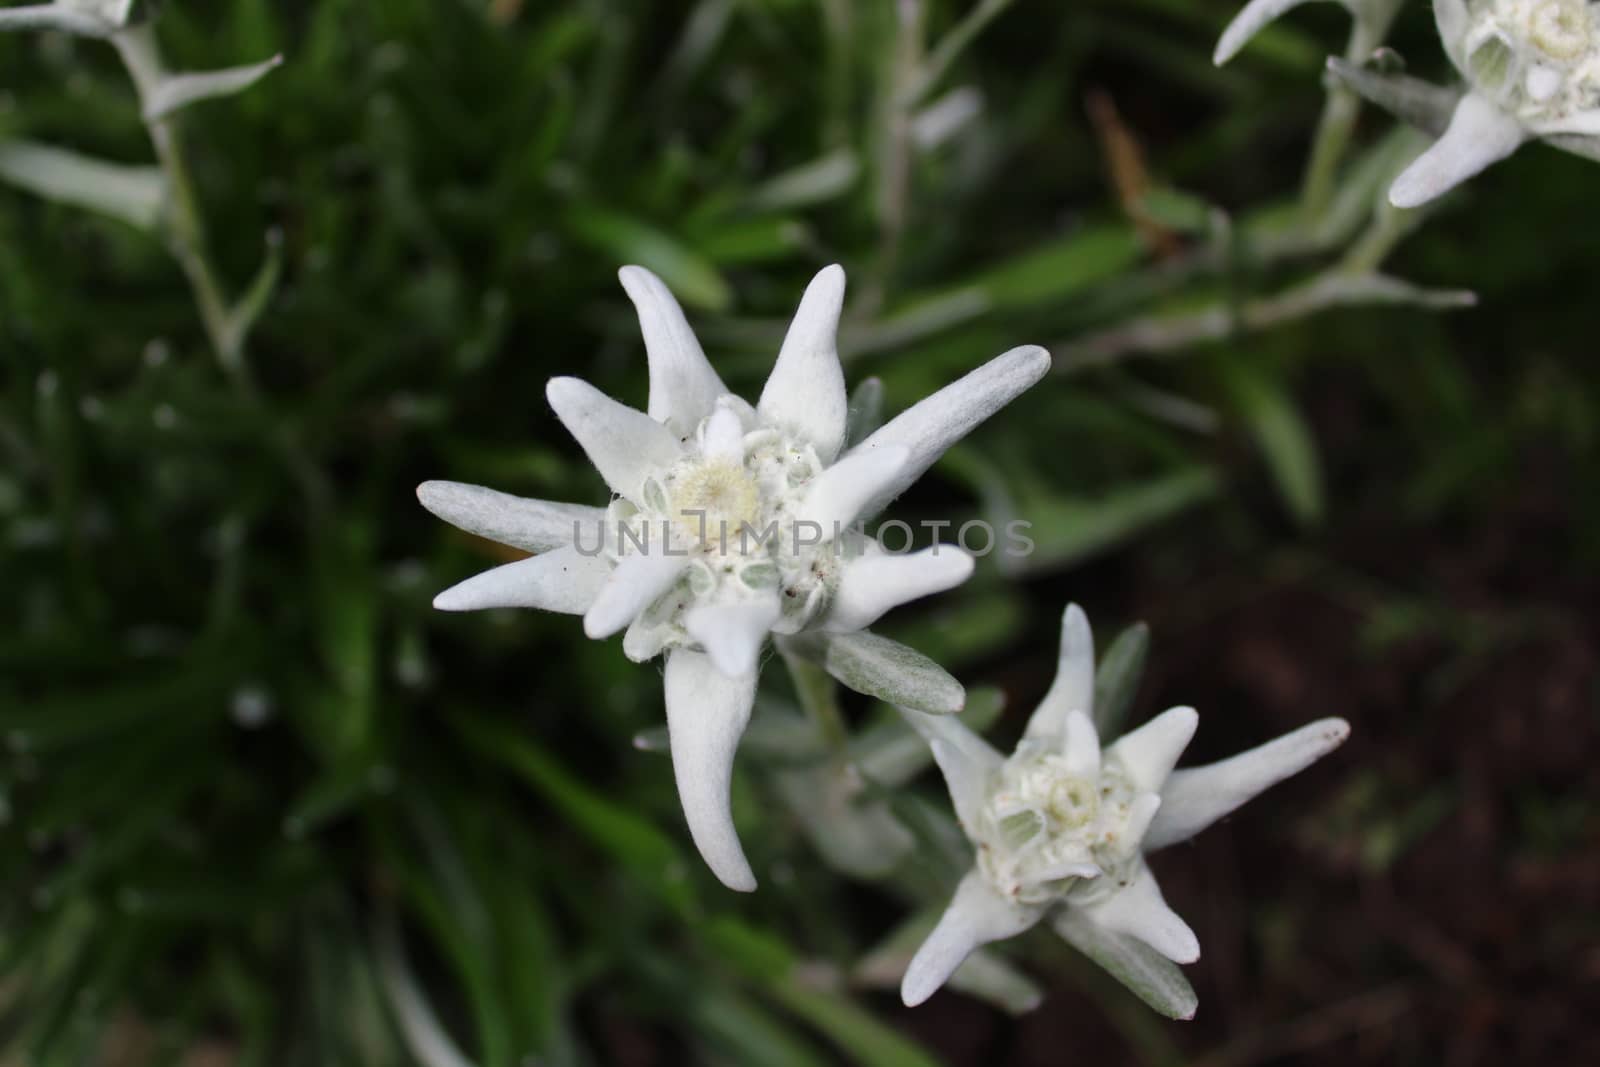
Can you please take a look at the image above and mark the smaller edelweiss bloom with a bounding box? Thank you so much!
[1386,0,1600,206]
[898,604,1349,1009]
[420,264,1049,891]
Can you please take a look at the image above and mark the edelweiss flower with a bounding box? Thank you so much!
[1212,0,1404,67]
[1386,0,1600,206]
[898,604,1349,1009]
[421,264,1050,891]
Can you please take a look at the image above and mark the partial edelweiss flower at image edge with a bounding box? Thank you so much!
[419,264,1051,892]
[1213,0,1600,207]
[897,604,1350,1011]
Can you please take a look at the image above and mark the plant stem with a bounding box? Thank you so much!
[780,644,850,757]
[1298,2,1402,222]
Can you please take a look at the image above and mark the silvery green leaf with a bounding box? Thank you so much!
[0,3,115,37]
[224,228,283,355]
[743,148,860,213]
[141,54,285,121]
[1092,624,1148,741]
[850,686,1005,787]
[0,140,165,230]
[1325,58,1459,138]
[62,0,133,23]
[1051,910,1198,1020]
[856,909,1043,1016]
[814,631,965,715]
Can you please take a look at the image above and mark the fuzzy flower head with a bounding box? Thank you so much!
[1384,0,1600,207]
[898,604,1349,1012]
[420,265,1049,891]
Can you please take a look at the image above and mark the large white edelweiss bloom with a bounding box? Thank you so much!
[897,604,1349,1011]
[420,264,1050,892]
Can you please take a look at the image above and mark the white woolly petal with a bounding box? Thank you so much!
[432,546,610,614]
[1107,706,1199,793]
[582,552,690,639]
[901,871,1046,1006]
[1023,603,1095,744]
[792,445,910,533]
[683,596,780,677]
[1214,0,1342,66]
[846,345,1051,520]
[546,377,683,504]
[1079,863,1199,964]
[618,265,728,435]
[1145,718,1350,851]
[821,545,974,633]
[1388,93,1526,209]
[700,401,746,464]
[416,481,604,553]
[1062,708,1101,778]
[1122,793,1162,849]
[1433,0,1472,74]
[1528,109,1600,138]
[664,648,758,891]
[897,707,1003,835]
[758,264,849,462]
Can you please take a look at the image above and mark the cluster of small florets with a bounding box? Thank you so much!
[1465,0,1600,121]
[975,741,1150,906]
[607,399,851,662]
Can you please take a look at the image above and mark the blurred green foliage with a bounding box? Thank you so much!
[2,1,1598,1064]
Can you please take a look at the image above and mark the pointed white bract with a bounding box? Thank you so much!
[1389,91,1528,208]
[422,265,1048,889]
[664,648,758,892]
[898,603,1349,1008]
[1213,0,1348,67]
[0,1,128,37]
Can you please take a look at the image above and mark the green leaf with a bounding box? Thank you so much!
[807,632,965,715]
[142,54,285,121]
[850,686,1006,787]
[1051,910,1197,1021]
[1222,360,1325,526]
[0,140,166,230]
[1093,623,1150,741]
[566,205,732,311]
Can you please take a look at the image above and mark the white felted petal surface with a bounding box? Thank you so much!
[432,546,610,614]
[1079,863,1199,964]
[1122,793,1162,849]
[684,595,780,677]
[847,345,1051,520]
[1213,0,1338,66]
[1062,708,1102,778]
[1433,0,1472,74]
[699,401,746,464]
[1024,603,1095,744]
[897,707,1002,833]
[1145,718,1350,851]
[1389,93,1526,209]
[417,481,604,553]
[619,265,728,435]
[546,377,682,504]
[758,264,849,462]
[582,552,690,639]
[822,545,974,633]
[664,648,758,891]
[902,870,1045,1006]
[792,445,909,534]
[1108,707,1199,793]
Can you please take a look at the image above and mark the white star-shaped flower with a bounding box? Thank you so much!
[421,265,1050,891]
[1387,0,1600,207]
[898,604,1349,1010]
